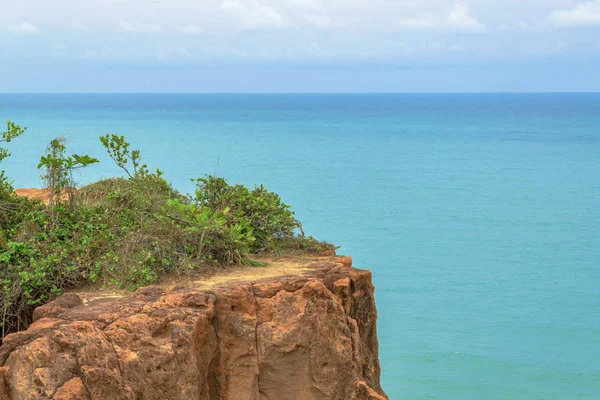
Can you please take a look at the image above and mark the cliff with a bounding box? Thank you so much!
[0,255,388,400]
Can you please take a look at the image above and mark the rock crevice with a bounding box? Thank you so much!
[0,256,387,400]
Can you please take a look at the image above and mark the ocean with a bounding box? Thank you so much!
[1,93,599,399]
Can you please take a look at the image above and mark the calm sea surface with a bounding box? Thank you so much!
[1,94,599,399]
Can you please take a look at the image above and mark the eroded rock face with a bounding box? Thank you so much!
[0,256,387,400]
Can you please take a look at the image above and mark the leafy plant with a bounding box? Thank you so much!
[0,130,333,341]
[0,120,27,165]
[38,137,99,210]
[0,121,29,234]
[100,133,148,178]
[193,175,300,252]
[1,121,27,199]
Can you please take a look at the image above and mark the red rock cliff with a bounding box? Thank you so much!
[0,256,388,400]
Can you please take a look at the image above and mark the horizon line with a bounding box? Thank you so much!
[1,91,600,95]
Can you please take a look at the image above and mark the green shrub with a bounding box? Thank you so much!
[0,121,26,165]
[1,120,28,231]
[193,175,300,252]
[0,129,333,340]
[38,137,98,210]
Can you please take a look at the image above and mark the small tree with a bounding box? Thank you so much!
[0,121,26,165]
[0,121,26,207]
[100,134,147,178]
[38,137,99,211]
[1,121,27,186]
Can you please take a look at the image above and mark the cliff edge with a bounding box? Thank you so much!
[0,255,388,400]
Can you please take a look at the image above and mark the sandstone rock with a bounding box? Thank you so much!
[53,378,89,400]
[33,293,83,322]
[0,256,387,399]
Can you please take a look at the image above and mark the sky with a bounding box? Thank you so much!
[0,0,599,92]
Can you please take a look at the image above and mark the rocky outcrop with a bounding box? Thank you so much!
[0,256,387,400]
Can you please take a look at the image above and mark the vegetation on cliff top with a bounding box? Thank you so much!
[0,122,330,338]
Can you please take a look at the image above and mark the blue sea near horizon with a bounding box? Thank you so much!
[1,93,599,399]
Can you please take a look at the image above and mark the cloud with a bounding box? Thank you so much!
[219,0,332,30]
[173,46,191,57]
[549,1,600,26]
[4,0,600,66]
[118,20,163,33]
[397,4,485,32]
[221,0,288,30]
[448,3,485,32]
[288,0,320,8]
[519,20,531,30]
[156,45,192,60]
[176,24,204,34]
[399,17,435,29]
[288,0,333,28]
[497,20,533,31]
[7,22,41,35]
[300,11,332,28]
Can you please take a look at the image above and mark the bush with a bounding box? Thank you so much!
[193,175,300,252]
[38,137,98,210]
[0,129,332,339]
[1,120,28,238]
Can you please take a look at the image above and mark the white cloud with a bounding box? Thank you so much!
[173,46,191,57]
[3,0,600,64]
[497,20,532,31]
[221,0,288,30]
[119,20,163,33]
[7,22,41,35]
[519,20,531,30]
[289,0,333,28]
[300,11,332,28]
[79,44,149,60]
[397,4,485,32]
[176,24,204,34]
[157,45,192,60]
[288,0,321,8]
[399,17,435,29]
[219,0,332,30]
[448,3,485,32]
[549,1,600,26]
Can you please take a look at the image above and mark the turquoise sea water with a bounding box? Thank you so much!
[1,94,599,399]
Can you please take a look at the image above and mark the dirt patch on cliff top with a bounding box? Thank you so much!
[14,188,74,204]
[72,254,352,305]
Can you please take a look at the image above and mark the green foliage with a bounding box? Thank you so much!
[1,121,29,252]
[193,175,300,252]
[0,203,108,335]
[100,133,148,178]
[0,131,332,340]
[1,121,27,200]
[0,121,27,164]
[37,137,99,210]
